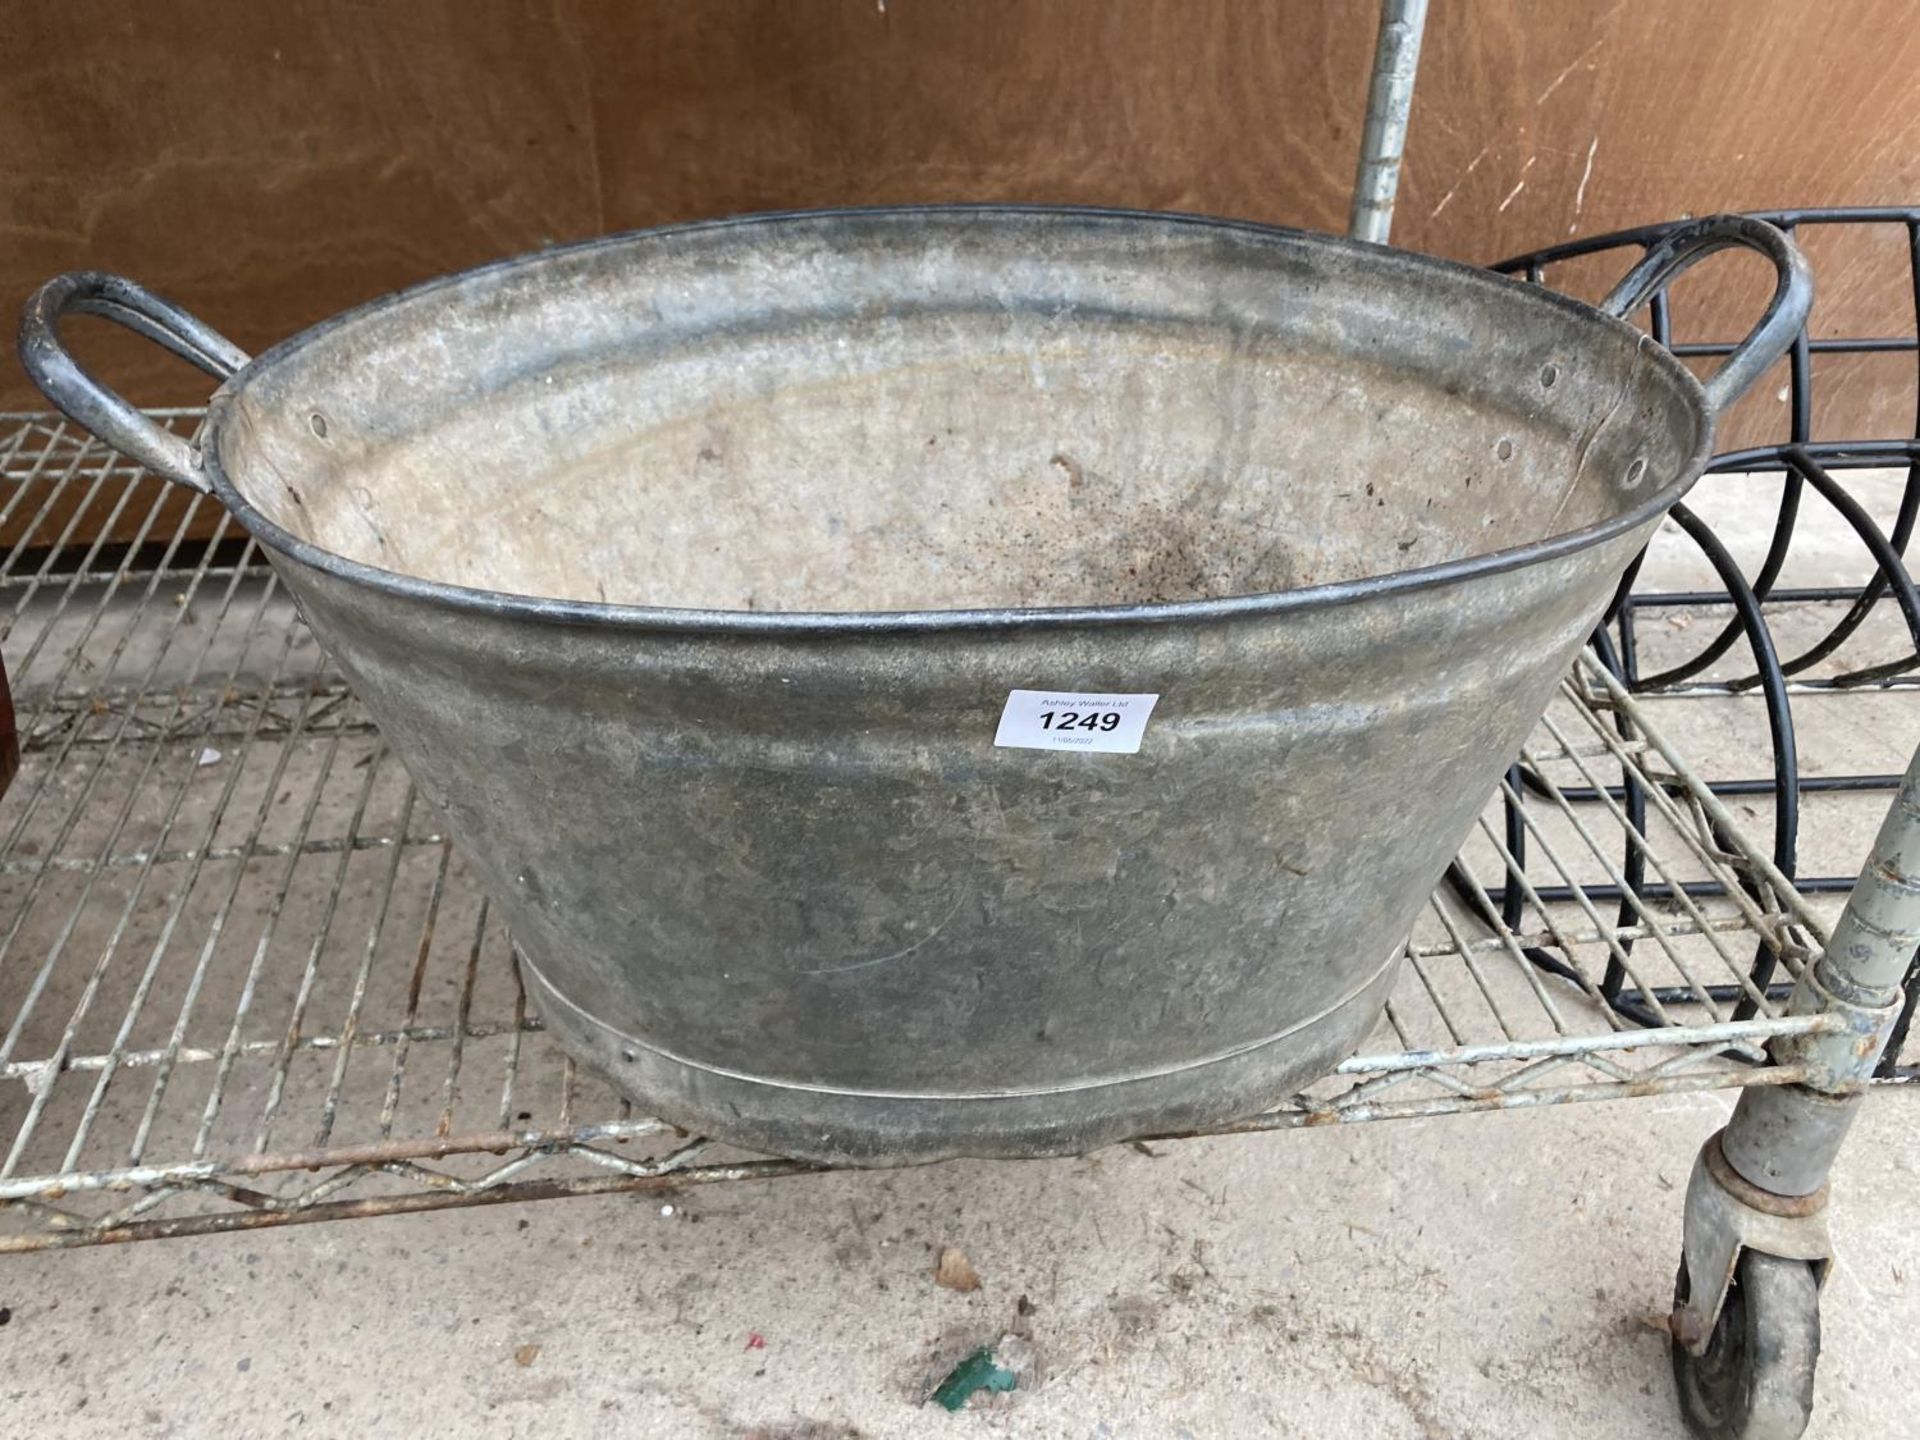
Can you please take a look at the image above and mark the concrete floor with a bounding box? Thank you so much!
[2,1095,1915,1438]
[2,472,1917,1438]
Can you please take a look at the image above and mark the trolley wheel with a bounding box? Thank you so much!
[1671,1250,1820,1440]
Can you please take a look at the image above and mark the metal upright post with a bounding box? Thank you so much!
[1722,748,1920,1193]
[1348,0,1430,245]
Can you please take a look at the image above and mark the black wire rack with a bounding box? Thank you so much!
[1493,208,1920,1079]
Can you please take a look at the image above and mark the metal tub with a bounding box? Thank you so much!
[21,208,1809,1164]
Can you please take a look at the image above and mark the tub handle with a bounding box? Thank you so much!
[1598,215,1812,415]
[18,271,252,495]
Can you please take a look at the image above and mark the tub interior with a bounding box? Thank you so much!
[217,210,1703,613]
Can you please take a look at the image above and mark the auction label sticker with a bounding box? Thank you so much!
[993,690,1161,755]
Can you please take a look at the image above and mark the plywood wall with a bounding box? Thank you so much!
[3,0,1917,478]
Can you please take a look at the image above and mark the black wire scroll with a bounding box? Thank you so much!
[1479,210,1920,1076]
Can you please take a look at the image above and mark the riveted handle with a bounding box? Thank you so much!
[1599,215,1813,415]
[18,271,251,494]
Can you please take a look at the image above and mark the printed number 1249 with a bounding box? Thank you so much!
[1040,710,1121,732]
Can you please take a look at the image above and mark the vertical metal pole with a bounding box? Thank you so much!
[1719,743,1920,1195]
[1348,0,1430,245]
[1799,743,1920,1009]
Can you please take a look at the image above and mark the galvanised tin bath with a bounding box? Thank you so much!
[20,207,1810,1163]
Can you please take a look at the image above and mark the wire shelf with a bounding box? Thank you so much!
[0,411,1859,1252]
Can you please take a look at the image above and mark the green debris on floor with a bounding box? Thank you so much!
[930,1347,1018,1411]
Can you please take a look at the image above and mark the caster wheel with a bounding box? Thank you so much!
[1672,1249,1820,1440]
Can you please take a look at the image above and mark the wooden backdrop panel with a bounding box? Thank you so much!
[3,0,1916,540]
